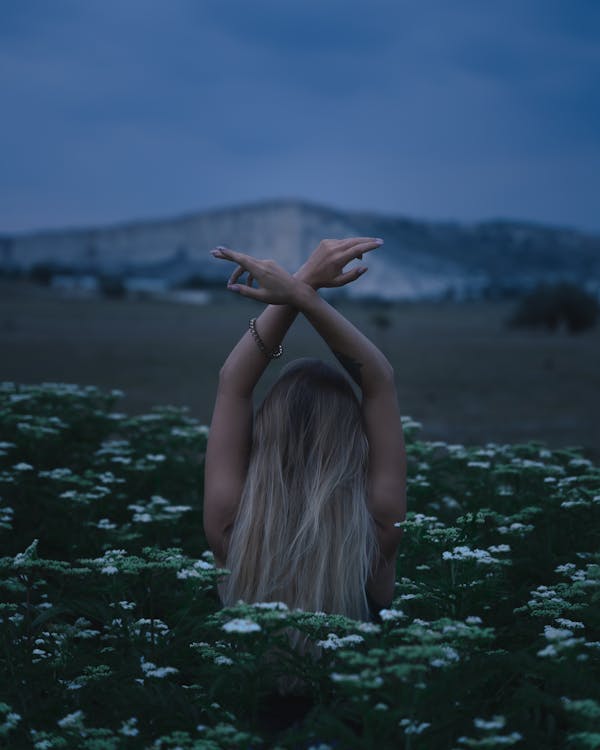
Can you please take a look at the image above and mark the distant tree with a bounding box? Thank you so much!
[507,281,599,334]
[174,274,223,290]
[29,262,55,286]
[370,311,392,334]
[29,261,77,285]
[369,307,394,355]
[98,273,126,299]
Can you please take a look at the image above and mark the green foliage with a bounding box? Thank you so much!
[0,383,599,749]
[507,281,599,334]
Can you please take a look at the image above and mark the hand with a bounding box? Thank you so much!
[294,237,384,290]
[210,246,309,305]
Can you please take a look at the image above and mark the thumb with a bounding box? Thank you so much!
[333,266,368,287]
[227,283,263,300]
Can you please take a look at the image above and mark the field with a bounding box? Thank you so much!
[0,379,598,748]
[1,280,599,462]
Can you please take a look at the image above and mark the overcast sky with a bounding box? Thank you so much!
[1,0,599,235]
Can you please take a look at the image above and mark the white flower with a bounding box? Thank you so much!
[379,608,406,621]
[497,485,514,496]
[145,454,166,461]
[132,513,153,523]
[403,720,431,734]
[474,715,506,730]
[150,495,169,505]
[488,544,511,553]
[57,710,84,728]
[140,656,178,678]
[543,625,574,641]
[177,568,201,579]
[554,563,577,574]
[442,545,498,564]
[13,462,34,471]
[97,518,117,529]
[222,618,261,634]
[316,633,364,650]
[119,717,139,736]
[214,655,234,665]
[429,645,460,667]
[555,618,584,629]
[330,672,360,683]
[101,565,119,575]
[569,458,591,468]
[190,560,212,571]
[251,601,289,610]
[356,621,381,633]
[467,461,490,469]
[465,616,483,625]
[163,504,192,513]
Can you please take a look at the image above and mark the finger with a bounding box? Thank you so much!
[332,266,368,287]
[341,239,383,262]
[212,246,263,274]
[247,273,254,287]
[228,265,245,285]
[336,237,383,252]
[227,282,265,301]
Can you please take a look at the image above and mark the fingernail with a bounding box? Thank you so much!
[227,284,239,291]
[360,267,368,274]
[210,249,221,257]
[374,238,384,244]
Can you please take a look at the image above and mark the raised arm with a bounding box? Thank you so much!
[294,284,407,530]
[210,241,407,570]
[293,280,407,608]
[203,300,298,564]
[203,240,378,565]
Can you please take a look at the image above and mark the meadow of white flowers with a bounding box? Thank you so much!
[0,382,598,749]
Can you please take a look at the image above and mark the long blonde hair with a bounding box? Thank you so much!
[218,358,380,693]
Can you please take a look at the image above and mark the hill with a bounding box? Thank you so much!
[1,198,599,300]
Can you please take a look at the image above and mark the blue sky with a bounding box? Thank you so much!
[1,0,599,234]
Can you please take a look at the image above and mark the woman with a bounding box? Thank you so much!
[203,237,407,705]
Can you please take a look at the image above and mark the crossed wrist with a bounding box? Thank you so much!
[291,278,319,309]
[293,268,318,290]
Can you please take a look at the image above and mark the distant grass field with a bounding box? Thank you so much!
[1,279,598,462]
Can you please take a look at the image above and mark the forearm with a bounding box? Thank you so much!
[218,303,299,397]
[294,285,394,396]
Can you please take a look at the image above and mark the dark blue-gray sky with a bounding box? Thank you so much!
[1,0,599,234]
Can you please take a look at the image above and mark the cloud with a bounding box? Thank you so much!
[0,0,599,233]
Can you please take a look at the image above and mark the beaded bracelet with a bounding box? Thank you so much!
[249,317,283,359]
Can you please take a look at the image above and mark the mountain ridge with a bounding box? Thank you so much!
[2,198,599,301]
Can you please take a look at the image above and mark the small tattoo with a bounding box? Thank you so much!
[333,350,363,388]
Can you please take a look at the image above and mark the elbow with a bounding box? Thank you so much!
[380,360,395,384]
[218,363,232,382]
[363,361,396,397]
